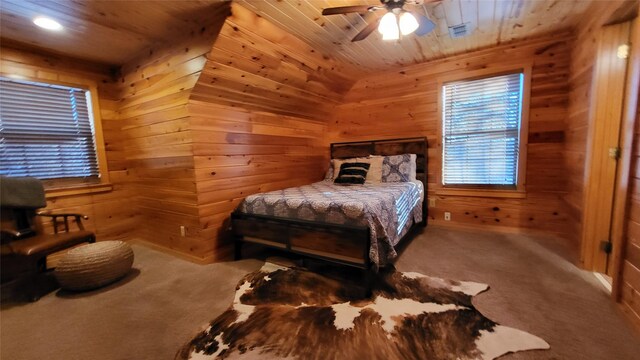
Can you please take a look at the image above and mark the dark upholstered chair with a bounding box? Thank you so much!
[1,176,95,298]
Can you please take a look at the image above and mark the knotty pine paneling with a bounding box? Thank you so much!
[110,2,231,260]
[0,44,137,241]
[329,33,573,236]
[620,85,640,329]
[0,1,235,66]
[235,0,595,74]
[186,3,352,260]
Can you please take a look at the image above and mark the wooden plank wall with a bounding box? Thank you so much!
[328,34,573,236]
[618,11,640,328]
[0,44,136,241]
[109,2,231,261]
[187,3,356,261]
[621,90,640,328]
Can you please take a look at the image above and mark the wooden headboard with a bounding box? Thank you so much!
[330,137,428,223]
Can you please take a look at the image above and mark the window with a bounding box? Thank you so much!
[441,72,525,189]
[0,78,101,185]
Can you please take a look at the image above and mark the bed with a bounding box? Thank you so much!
[231,137,428,274]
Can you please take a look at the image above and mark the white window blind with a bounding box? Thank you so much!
[0,78,99,180]
[442,72,523,186]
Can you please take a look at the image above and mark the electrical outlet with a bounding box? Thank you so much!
[429,197,436,207]
[180,225,186,237]
[444,212,451,221]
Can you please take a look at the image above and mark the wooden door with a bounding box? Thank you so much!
[581,21,633,274]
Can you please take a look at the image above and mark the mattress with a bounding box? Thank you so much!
[237,180,424,267]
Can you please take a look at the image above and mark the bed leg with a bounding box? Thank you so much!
[363,268,374,298]
[234,239,243,261]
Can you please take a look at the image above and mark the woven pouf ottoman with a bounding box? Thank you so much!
[55,241,134,291]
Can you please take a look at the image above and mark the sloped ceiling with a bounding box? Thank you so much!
[0,0,228,66]
[1,0,599,73]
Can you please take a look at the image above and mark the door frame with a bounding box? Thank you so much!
[580,21,634,274]
[611,17,640,299]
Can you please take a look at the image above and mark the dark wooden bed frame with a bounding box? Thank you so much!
[232,137,428,273]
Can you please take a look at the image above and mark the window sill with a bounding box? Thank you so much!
[435,187,526,199]
[45,183,113,199]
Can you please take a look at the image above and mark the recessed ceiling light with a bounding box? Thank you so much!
[33,17,63,31]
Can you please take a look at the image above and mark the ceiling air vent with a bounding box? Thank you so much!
[448,23,469,38]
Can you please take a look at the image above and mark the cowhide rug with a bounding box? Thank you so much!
[177,263,549,360]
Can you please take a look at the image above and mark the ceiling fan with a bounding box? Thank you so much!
[322,0,438,42]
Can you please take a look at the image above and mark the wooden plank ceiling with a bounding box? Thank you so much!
[0,0,227,66]
[235,0,595,73]
[0,0,595,73]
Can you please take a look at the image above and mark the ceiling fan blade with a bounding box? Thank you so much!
[412,12,436,36]
[322,5,373,16]
[351,16,382,42]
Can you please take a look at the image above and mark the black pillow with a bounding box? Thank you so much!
[334,162,370,185]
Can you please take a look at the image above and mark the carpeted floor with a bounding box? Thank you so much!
[1,226,639,359]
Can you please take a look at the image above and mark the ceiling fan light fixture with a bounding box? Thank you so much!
[378,12,399,40]
[382,30,400,40]
[33,16,63,31]
[399,12,419,35]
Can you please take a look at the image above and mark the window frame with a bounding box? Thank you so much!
[0,73,111,197]
[435,64,532,198]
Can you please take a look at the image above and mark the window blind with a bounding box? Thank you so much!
[0,78,99,180]
[442,72,523,186]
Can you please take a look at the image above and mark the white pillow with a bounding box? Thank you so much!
[365,155,383,183]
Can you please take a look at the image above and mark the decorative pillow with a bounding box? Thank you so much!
[324,160,335,180]
[334,162,370,185]
[382,154,416,182]
[332,156,383,183]
[331,158,355,179]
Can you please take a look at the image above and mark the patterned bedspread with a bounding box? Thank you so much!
[237,180,424,267]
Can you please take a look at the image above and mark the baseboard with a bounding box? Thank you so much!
[593,272,613,293]
[128,239,215,265]
[429,221,567,239]
[129,223,564,265]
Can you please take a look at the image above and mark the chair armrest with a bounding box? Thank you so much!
[37,211,89,220]
[36,212,89,233]
[1,229,21,238]
[1,229,37,242]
